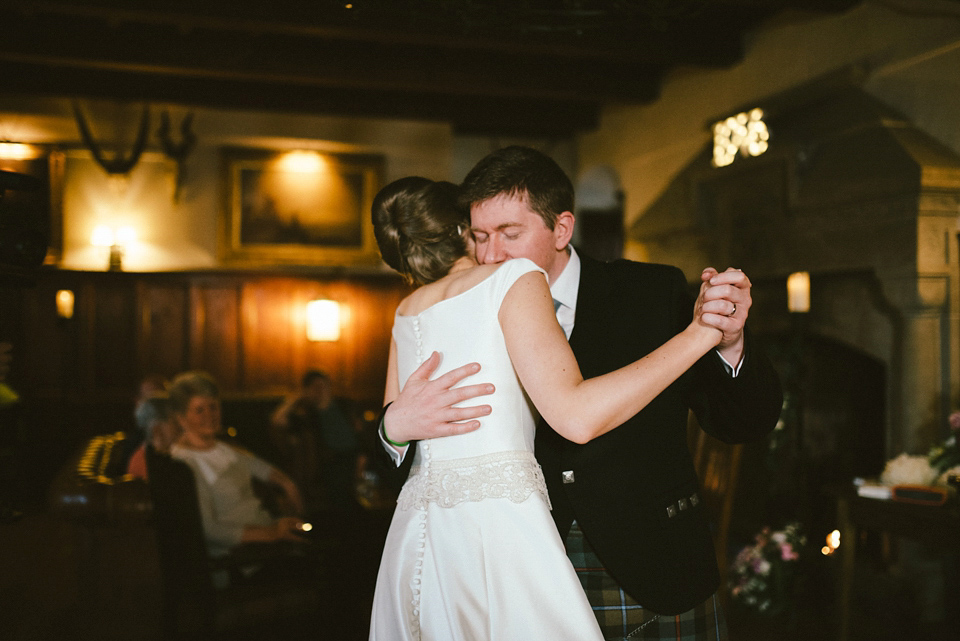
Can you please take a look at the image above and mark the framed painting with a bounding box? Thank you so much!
[220,147,383,267]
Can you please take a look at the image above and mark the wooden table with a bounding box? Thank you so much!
[835,486,960,641]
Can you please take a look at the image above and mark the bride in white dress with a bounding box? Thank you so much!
[368,178,721,641]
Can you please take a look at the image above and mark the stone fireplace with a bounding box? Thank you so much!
[630,79,960,468]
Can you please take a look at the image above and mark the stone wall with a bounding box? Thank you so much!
[631,84,960,458]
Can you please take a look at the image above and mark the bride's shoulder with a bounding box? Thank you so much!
[395,265,495,315]
[499,257,543,274]
[395,287,429,316]
[445,263,498,295]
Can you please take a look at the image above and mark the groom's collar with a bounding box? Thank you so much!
[550,246,580,313]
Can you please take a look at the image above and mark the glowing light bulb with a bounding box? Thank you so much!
[115,226,137,246]
[91,225,115,247]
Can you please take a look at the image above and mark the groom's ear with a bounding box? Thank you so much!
[553,211,575,250]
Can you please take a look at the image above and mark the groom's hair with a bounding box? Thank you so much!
[458,145,574,231]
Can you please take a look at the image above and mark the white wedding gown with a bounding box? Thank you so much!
[369,258,603,641]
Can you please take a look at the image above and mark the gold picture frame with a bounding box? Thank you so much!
[220,146,383,267]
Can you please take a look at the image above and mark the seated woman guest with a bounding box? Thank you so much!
[168,370,308,557]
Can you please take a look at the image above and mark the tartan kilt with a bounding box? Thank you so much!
[566,521,727,641]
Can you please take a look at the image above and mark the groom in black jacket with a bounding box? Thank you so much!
[381,146,782,640]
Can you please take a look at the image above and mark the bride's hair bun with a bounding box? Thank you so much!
[372,177,469,286]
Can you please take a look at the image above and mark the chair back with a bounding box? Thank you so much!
[144,444,217,636]
[688,413,744,604]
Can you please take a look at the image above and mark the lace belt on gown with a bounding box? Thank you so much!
[397,450,551,511]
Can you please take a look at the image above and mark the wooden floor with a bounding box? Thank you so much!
[0,505,386,641]
[2,505,956,641]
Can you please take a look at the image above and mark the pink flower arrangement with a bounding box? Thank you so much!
[728,522,806,616]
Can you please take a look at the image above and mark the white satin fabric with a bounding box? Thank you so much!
[369,259,603,641]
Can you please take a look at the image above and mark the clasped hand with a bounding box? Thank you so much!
[696,266,751,366]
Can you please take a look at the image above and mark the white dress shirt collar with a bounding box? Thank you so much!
[550,246,580,339]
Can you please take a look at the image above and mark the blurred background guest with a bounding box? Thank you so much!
[270,369,363,514]
[120,374,169,467]
[169,370,308,557]
[125,395,180,480]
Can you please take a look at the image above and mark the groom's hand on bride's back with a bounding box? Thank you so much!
[384,351,495,443]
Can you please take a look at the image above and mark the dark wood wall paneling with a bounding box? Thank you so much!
[0,268,410,503]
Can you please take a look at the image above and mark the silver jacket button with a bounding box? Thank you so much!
[562,470,575,484]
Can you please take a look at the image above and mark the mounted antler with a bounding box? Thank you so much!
[72,102,150,176]
[156,110,197,201]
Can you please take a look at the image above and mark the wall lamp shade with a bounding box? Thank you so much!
[56,289,75,319]
[787,271,810,313]
[306,299,341,341]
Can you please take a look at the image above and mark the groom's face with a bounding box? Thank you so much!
[470,193,572,285]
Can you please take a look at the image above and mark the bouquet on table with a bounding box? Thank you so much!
[728,522,806,617]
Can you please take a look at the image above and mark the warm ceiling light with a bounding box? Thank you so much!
[306,299,341,341]
[279,150,324,173]
[712,108,769,167]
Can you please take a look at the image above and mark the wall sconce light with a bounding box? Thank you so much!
[306,299,341,341]
[787,271,810,313]
[56,289,75,319]
[0,142,38,160]
[91,224,136,271]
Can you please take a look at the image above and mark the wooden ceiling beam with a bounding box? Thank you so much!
[0,10,663,104]
[0,60,599,137]
[0,0,865,136]
[8,2,747,67]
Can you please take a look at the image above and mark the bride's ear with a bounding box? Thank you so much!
[553,211,575,250]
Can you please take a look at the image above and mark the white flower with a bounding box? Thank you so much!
[880,453,938,486]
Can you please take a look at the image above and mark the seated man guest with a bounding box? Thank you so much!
[271,369,362,512]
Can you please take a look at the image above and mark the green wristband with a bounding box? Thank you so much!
[382,422,409,448]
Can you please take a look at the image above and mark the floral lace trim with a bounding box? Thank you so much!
[397,450,551,511]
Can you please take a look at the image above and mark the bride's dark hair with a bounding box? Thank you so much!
[372,177,469,286]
